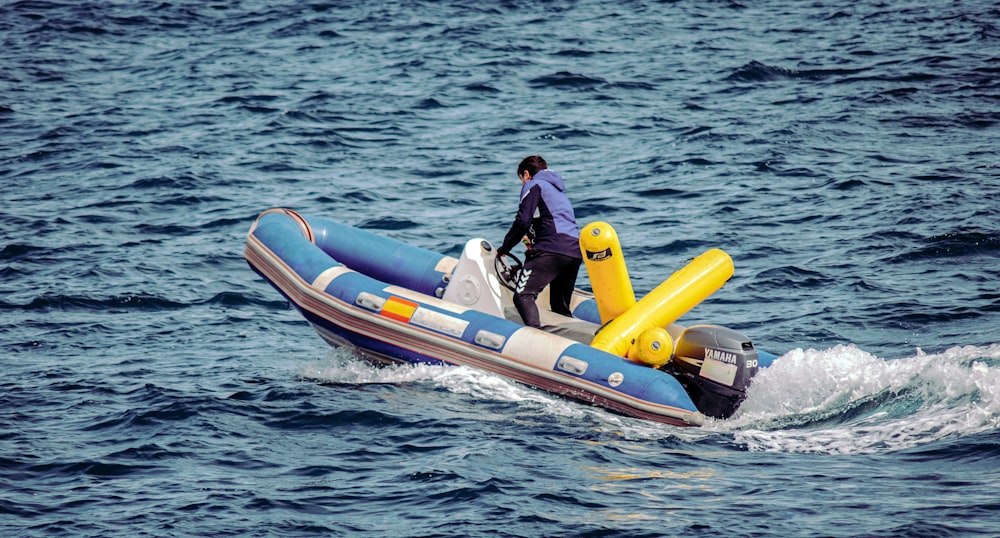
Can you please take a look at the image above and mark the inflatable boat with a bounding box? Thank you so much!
[244,208,776,426]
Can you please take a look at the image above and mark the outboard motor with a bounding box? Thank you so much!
[665,324,759,419]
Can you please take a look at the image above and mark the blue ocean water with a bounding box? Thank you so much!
[2,0,999,536]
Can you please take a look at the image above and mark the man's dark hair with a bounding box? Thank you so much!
[517,155,547,178]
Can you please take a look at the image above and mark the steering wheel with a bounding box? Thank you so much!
[494,252,523,292]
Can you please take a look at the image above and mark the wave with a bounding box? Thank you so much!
[0,291,284,312]
[0,292,184,311]
[721,343,1000,454]
[726,60,867,83]
[528,71,607,90]
[886,230,1000,263]
[298,349,596,422]
[0,243,52,262]
[299,344,1000,456]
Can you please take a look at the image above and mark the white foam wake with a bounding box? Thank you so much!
[715,343,1000,454]
[298,347,589,418]
[297,347,453,384]
[296,343,1000,454]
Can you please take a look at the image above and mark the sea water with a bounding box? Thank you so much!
[2,1,999,536]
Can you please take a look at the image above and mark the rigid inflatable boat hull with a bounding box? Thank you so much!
[245,208,769,426]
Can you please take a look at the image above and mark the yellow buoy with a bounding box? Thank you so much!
[626,326,673,368]
[591,248,734,357]
[579,221,635,323]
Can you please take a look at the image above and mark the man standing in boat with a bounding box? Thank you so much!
[497,155,583,328]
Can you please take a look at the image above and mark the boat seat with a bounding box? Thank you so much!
[541,319,599,345]
[503,304,600,345]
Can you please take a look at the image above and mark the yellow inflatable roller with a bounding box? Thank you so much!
[579,221,635,323]
[626,326,673,368]
[591,248,734,358]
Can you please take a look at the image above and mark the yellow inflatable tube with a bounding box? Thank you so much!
[591,248,734,357]
[626,326,673,368]
[579,221,635,323]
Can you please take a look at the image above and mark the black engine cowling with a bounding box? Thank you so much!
[664,324,760,419]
